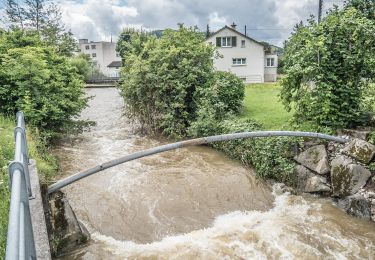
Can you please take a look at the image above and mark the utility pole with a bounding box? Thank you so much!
[206,24,210,39]
[318,0,323,23]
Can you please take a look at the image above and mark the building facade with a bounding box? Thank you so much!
[78,39,122,77]
[206,26,278,83]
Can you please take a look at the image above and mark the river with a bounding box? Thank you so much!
[54,88,375,259]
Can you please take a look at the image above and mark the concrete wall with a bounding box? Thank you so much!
[29,159,52,260]
[206,28,265,83]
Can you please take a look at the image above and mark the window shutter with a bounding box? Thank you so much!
[216,37,221,47]
[232,36,237,47]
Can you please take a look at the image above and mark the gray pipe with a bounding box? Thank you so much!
[47,131,348,194]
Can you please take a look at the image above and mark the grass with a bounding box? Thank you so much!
[240,82,292,130]
[0,115,57,258]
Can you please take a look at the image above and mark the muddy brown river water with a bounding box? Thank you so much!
[54,88,375,259]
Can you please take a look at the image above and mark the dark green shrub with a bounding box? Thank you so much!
[203,71,245,119]
[0,46,88,138]
[119,26,216,138]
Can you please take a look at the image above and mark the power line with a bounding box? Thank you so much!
[245,28,291,31]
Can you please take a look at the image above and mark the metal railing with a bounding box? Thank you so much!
[6,112,36,260]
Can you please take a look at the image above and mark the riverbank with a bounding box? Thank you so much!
[0,115,58,257]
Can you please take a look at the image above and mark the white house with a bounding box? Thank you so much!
[206,25,278,83]
[78,39,122,77]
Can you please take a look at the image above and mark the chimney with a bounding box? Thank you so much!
[231,22,237,30]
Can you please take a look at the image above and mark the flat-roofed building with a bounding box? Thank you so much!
[78,39,121,77]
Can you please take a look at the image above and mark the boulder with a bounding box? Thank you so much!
[341,138,375,164]
[331,155,371,197]
[296,165,331,193]
[294,145,330,174]
[337,194,372,220]
[337,129,371,141]
[47,191,90,256]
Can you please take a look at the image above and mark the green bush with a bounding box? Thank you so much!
[69,53,100,82]
[202,71,245,120]
[281,6,375,130]
[0,46,88,138]
[0,117,13,258]
[119,26,216,138]
[189,116,298,184]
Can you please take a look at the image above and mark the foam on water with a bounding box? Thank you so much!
[89,185,374,259]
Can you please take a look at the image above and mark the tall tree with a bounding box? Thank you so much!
[3,0,77,56]
[24,0,47,31]
[4,0,25,28]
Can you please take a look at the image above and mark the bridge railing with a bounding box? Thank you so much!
[6,112,36,260]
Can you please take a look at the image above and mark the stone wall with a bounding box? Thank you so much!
[294,133,375,222]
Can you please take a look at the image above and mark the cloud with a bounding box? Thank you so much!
[0,0,345,46]
[59,0,139,41]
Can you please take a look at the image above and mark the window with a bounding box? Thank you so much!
[266,58,275,67]
[85,45,89,50]
[222,37,232,47]
[232,58,246,65]
[91,45,96,49]
[216,36,237,47]
[92,53,97,58]
[241,40,245,48]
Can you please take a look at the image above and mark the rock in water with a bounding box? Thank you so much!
[296,165,331,193]
[294,145,330,174]
[331,156,371,197]
[342,138,375,164]
[338,194,372,220]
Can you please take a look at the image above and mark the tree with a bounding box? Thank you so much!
[69,53,101,81]
[280,6,375,129]
[4,0,25,29]
[346,0,375,20]
[116,28,151,63]
[119,25,216,137]
[3,0,77,56]
[24,0,47,31]
[0,30,88,138]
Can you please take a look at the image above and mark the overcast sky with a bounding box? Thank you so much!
[1,0,345,46]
